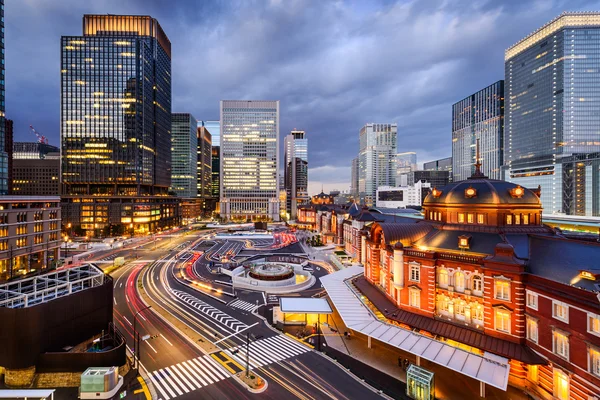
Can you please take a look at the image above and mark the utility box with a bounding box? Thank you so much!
[80,367,122,399]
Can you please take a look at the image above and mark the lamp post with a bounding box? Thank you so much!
[133,305,152,370]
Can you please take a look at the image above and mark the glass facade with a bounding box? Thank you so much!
[452,81,504,181]
[171,113,198,198]
[201,120,220,147]
[197,126,212,199]
[351,157,359,198]
[211,146,220,199]
[284,130,308,219]
[505,13,600,215]
[0,0,7,195]
[396,151,417,186]
[358,123,397,202]
[220,100,279,221]
[60,15,179,234]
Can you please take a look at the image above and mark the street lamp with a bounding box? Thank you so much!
[133,305,152,370]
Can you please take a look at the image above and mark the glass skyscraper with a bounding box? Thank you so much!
[452,81,504,181]
[358,123,397,205]
[0,0,7,195]
[171,113,198,198]
[61,15,180,235]
[284,130,308,219]
[220,100,279,221]
[197,125,212,199]
[396,151,417,186]
[505,12,600,216]
[200,121,220,147]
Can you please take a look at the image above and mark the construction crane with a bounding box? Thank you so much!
[29,125,48,144]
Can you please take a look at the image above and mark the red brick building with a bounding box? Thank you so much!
[358,167,600,399]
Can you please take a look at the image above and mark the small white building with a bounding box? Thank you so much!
[376,181,431,208]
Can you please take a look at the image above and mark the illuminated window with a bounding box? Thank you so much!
[472,275,483,294]
[526,291,538,310]
[409,263,420,282]
[495,309,510,333]
[458,213,465,223]
[515,214,521,225]
[553,368,569,400]
[454,271,465,292]
[526,316,538,343]
[506,214,513,225]
[553,329,569,359]
[438,269,448,289]
[467,213,474,223]
[588,313,600,335]
[590,347,600,377]
[477,214,484,224]
[409,288,420,308]
[552,301,569,323]
[523,214,529,225]
[527,365,538,384]
[494,279,510,300]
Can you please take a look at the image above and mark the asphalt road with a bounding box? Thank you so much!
[98,230,384,400]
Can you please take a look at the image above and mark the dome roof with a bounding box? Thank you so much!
[423,178,541,206]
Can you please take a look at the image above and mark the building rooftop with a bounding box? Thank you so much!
[0,265,105,308]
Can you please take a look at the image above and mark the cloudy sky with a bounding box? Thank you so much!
[5,0,598,194]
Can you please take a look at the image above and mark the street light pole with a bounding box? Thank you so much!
[246,332,250,378]
[133,305,152,370]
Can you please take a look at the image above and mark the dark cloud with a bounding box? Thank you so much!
[5,0,599,194]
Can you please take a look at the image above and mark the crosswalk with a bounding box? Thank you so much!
[170,289,247,332]
[228,299,259,313]
[149,354,230,400]
[225,335,310,369]
[267,294,279,304]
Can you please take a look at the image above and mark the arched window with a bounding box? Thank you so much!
[438,269,448,288]
[472,275,483,294]
[454,271,465,292]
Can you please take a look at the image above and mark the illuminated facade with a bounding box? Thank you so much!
[358,123,397,203]
[197,126,212,199]
[284,130,309,219]
[505,12,600,216]
[171,113,198,198]
[219,100,280,221]
[395,152,417,186]
[452,81,504,181]
[60,15,180,235]
[350,157,359,198]
[211,146,220,200]
[200,120,220,147]
[0,0,7,195]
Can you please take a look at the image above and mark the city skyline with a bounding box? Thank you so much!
[6,1,600,194]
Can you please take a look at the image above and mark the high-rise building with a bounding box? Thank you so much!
[197,126,212,199]
[452,81,504,182]
[211,146,220,199]
[219,100,280,221]
[0,1,7,195]
[61,15,180,236]
[505,13,600,216]
[396,151,417,186]
[200,121,220,147]
[12,142,60,196]
[171,113,198,198]
[284,130,308,219]
[5,119,12,194]
[350,157,359,198]
[423,156,453,181]
[358,123,397,202]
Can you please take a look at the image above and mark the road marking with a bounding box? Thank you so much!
[225,335,310,369]
[228,299,259,313]
[136,376,151,400]
[126,294,129,303]
[123,316,132,326]
[113,297,117,305]
[211,351,243,374]
[145,341,158,354]
[161,334,173,346]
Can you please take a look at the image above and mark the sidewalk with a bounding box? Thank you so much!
[324,307,531,400]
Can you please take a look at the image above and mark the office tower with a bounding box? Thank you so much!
[351,157,359,198]
[171,113,198,198]
[220,100,280,221]
[211,146,220,199]
[61,15,180,236]
[505,12,600,216]
[396,151,417,186]
[5,119,12,194]
[200,121,220,147]
[284,130,308,219]
[12,142,60,196]
[358,123,397,202]
[0,1,6,195]
[423,156,453,181]
[452,81,504,182]
[197,126,212,199]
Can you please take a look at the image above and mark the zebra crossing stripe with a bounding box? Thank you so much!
[165,366,190,393]
[229,299,259,312]
[157,369,182,396]
[271,335,308,355]
[174,362,205,388]
[194,356,225,381]
[225,335,311,368]
[149,370,172,400]
[186,359,215,384]
[203,354,232,378]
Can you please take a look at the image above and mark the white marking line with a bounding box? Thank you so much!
[158,368,183,396]
[171,364,200,390]
[166,366,191,393]
[139,314,147,322]
[149,371,172,400]
[145,340,158,354]
[161,334,173,346]
[126,294,130,303]
[113,297,117,305]
[189,358,218,383]
[123,316,132,326]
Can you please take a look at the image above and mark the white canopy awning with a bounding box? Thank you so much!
[321,266,510,391]
[279,297,333,314]
[0,389,55,399]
